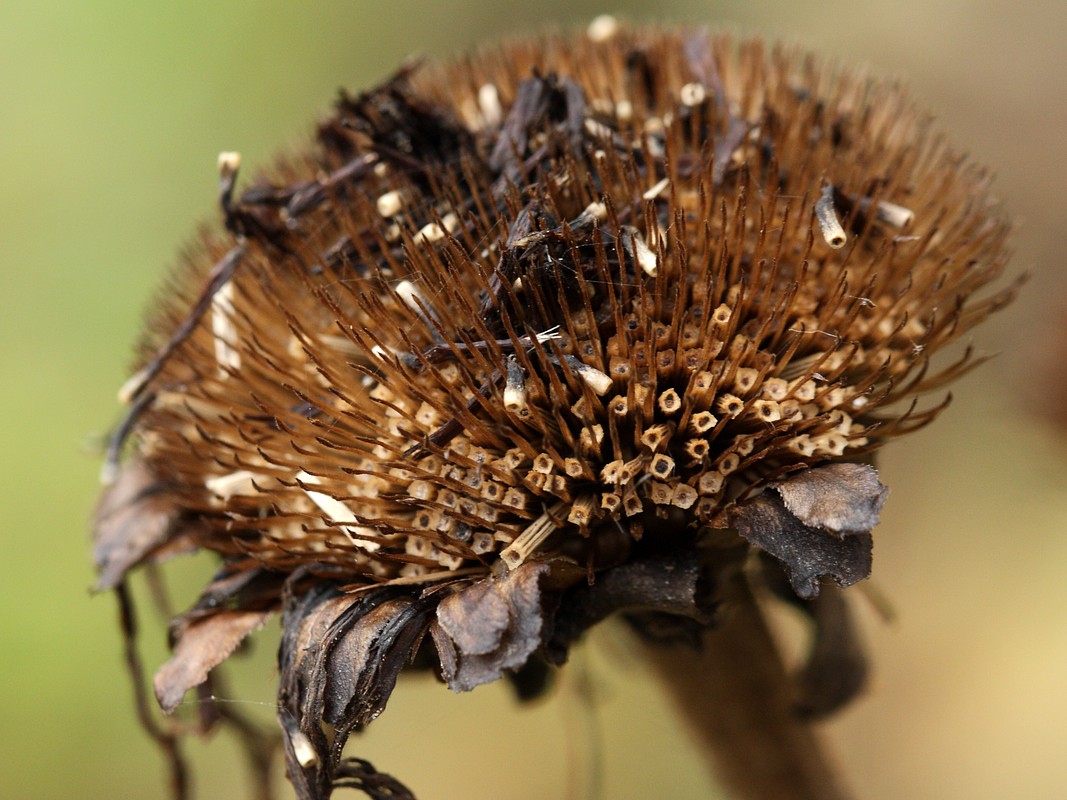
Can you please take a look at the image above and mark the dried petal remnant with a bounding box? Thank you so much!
[96,26,1015,800]
[434,562,549,692]
[773,463,890,536]
[92,459,197,590]
[732,492,875,599]
[154,610,271,713]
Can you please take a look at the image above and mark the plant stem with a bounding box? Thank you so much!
[640,569,852,800]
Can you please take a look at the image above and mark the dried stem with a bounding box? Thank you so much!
[115,583,189,800]
[640,568,852,800]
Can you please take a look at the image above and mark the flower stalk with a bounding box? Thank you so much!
[642,562,852,800]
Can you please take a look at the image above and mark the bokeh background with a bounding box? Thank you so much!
[3,1,1066,798]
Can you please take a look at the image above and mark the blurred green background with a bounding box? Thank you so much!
[3,1,1065,797]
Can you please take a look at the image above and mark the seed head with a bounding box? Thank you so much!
[94,24,1016,799]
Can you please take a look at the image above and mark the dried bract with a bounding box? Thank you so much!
[94,25,1015,799]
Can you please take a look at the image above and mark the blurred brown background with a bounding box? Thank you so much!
[2,1,1064,797]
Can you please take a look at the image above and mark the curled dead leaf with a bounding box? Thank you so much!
[545,550,715,662]
[322,595,435,726]
[732,492,873,599]
[153,610,271,713]
[92,460,183,590]
[276,582,434,799]
[183,564,285,616]
[772,463,888,536]
[433,562,549,692]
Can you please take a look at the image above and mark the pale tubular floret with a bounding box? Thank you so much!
[586,14,620,42]
[503,358,528,416]
[211,279,241,375]
[416,212,458,243]
[477,83,503,127]
[620,226,658,277]
[205,469,258,499]
[500,503,566,568]
[572,361,613,395]
[303,488,381,552]
[643,177,670,200]
[814,183,847,249]
[679,82,706,106]
[289,731,318,768]
[376,190,403,218]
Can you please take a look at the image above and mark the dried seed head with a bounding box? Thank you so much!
[94,26,1016,800]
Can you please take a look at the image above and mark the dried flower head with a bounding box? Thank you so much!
[94,23,1016,799]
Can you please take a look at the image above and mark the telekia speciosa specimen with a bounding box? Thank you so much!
[94,22,1016,800]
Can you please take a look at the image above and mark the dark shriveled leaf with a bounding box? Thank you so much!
[433,562,549,692]
[435,579,510,656]
[545,550,715,663]
[321,598,414,724]
[793,585,869,718]
[154,610,271,713]
[277,582,432,800]
[278,583,368,799]
[93,460,183,590]
[323,596,436,727]
[758,560,870,718]
[183,564,285,618]
[277,581,342,798]
[732,493,873,599]
[772,463,889,536]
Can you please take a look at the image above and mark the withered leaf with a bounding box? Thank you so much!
[185,564,284,617]
[321,598,412,724]
[433,562,549,692]
[757,556,870,717]
[772,463,888,536]
[288,592,355,680]
[545,550,714,663]
[435,579,510,655]
[322,595,435,726]
[277,582,434,800]
[277,584,360,800]
[793,585,869,718]
[732,493,872,599]
[339,72,474,176]
[154,609,271,713]
[92,459,182,591]
[279,586,401,731]
[277,582,342,790]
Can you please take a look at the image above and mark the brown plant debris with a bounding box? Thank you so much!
[772,463,889,536]
[94,22,1015,800]
[433,561,549,692]
[154,610,272,713]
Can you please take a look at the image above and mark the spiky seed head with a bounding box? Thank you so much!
[94,24,1016,799]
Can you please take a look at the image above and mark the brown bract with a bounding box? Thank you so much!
[94,24,1015,799]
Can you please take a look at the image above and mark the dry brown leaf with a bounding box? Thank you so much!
[545,551,713,662]
[276,583,434,798]
[154,609,271,712]
[434,577,511,655]
[92,460,180,590]
[732,493,873,599]
[434,562,549,692]
[772,463,889,536]
[322,597,418,724]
